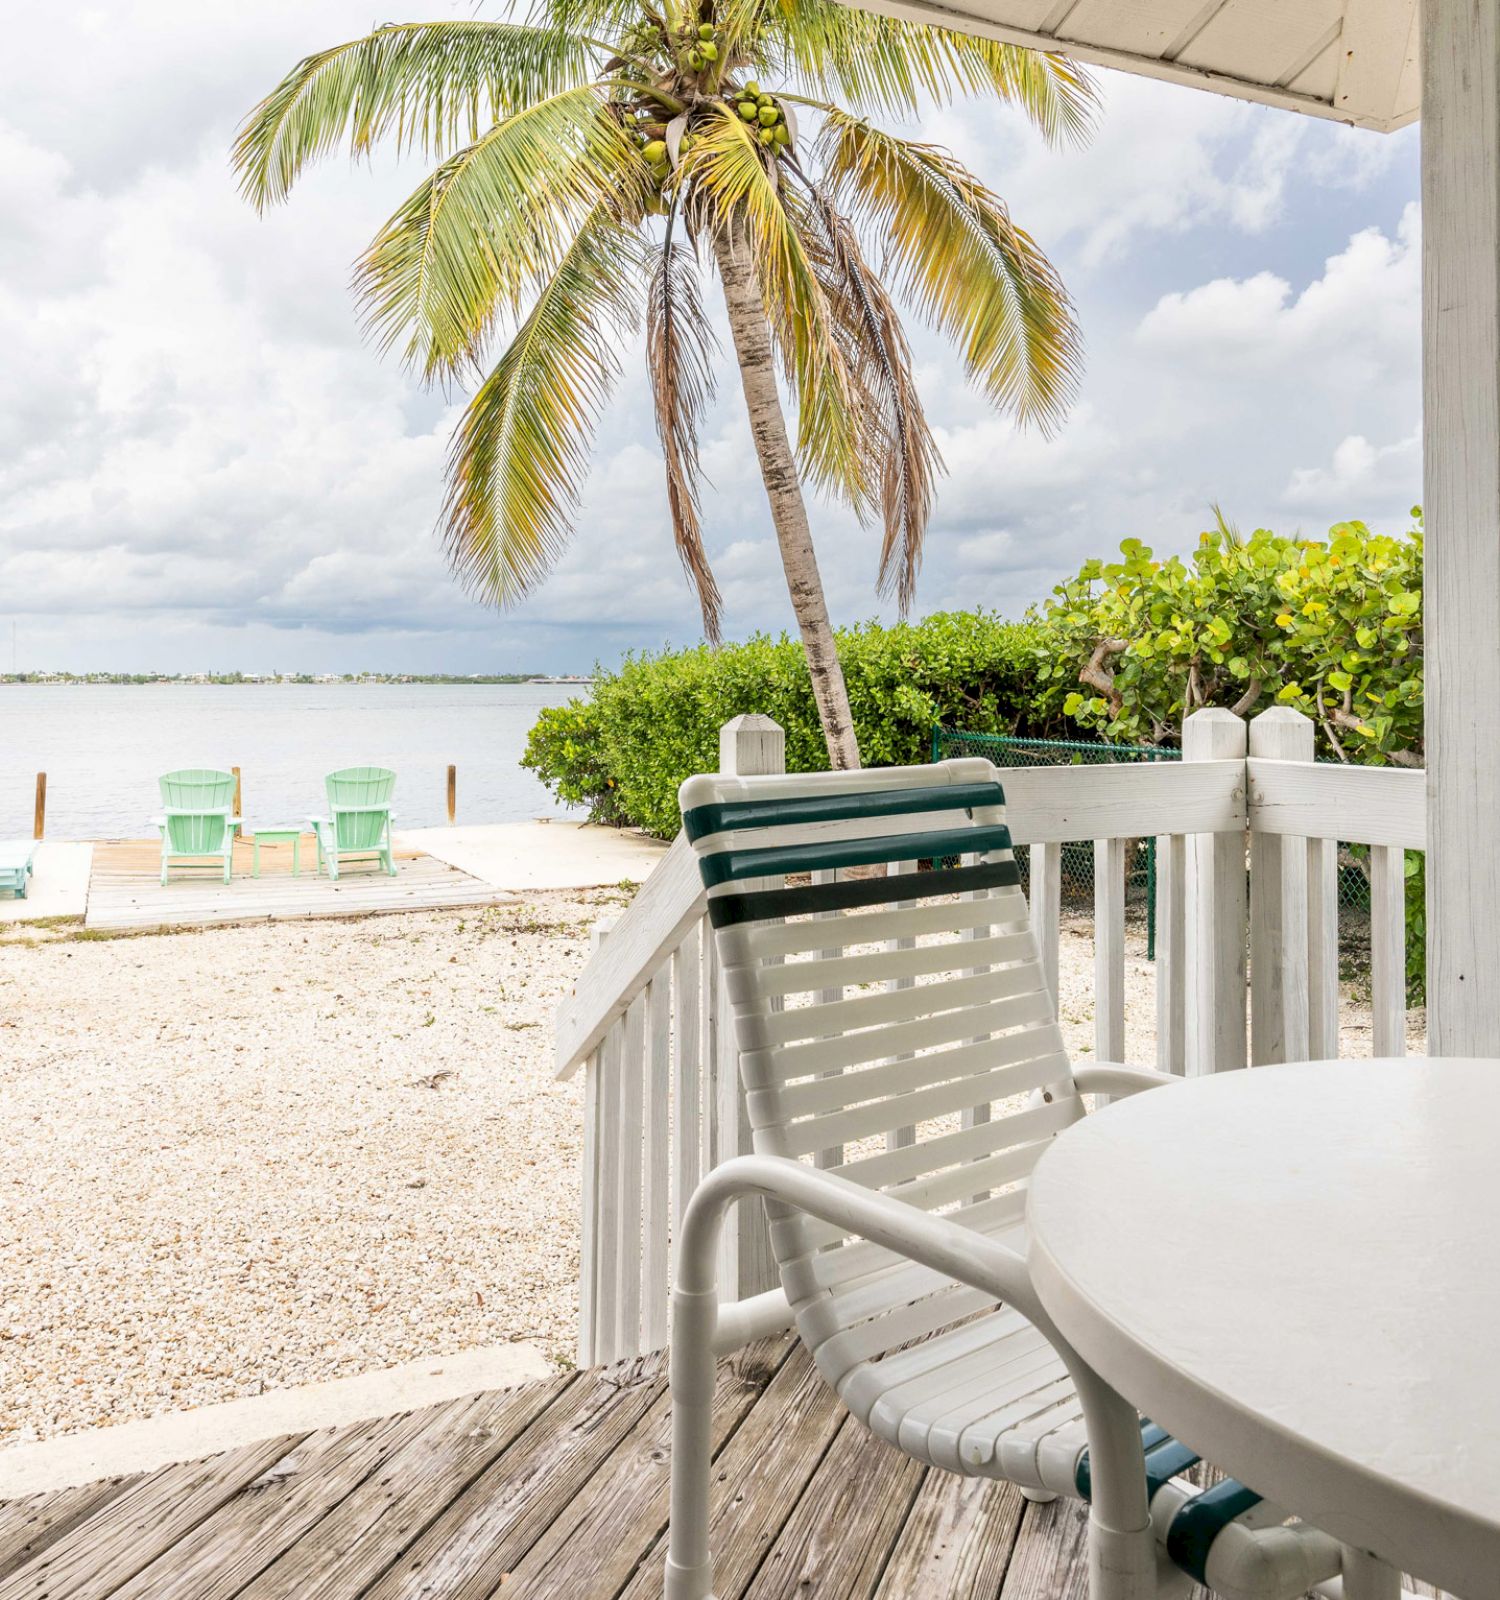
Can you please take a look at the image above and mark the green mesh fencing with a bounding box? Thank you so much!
[931,726,1382,969]
[932,728,1177,957]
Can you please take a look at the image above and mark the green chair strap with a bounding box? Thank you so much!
[1166,1480,1264,1583]
[707,857,1019,929]
[698,824,1012,888]
[683,782,1005,843]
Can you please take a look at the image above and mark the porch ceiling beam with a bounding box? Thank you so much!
[1423,0,1500,1056]
[838,0,1421,131]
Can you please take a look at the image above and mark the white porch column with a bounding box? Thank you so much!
[1423,0,1500,1054]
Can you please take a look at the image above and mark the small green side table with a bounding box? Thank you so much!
[252,826,303,878]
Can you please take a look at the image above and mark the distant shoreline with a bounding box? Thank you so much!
[0,674,594,687]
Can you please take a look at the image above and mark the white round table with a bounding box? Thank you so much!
[1026,1059,1500,1598]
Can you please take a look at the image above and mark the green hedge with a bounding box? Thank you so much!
[522,613,1056,837]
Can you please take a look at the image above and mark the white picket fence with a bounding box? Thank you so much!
[552,707,1424,1366]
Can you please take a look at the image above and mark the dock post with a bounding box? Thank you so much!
[232,766,243,819]
[33,772,46,840]
[447,764,457,824]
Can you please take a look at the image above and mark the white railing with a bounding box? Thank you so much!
[553,706,1425,1365]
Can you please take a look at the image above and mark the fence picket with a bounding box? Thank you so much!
[1370,844,1407,1058]
[1093,837,1126,1065]
[671,922,702,1278]
[613,992,646,1358]
[1307,837,1340,1058]
[1155,835,1186,1074]
[642,973,672,1351]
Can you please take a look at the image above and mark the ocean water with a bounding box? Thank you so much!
[1,683,584,839]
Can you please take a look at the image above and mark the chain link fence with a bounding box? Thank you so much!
[931,726,1379,968]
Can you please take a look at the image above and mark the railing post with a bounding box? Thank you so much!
[1248,708,1313,1065]
[232,766,243,820]
[1184,709,1247,1075]
[33,772,46,841]
[713,715,783,1303]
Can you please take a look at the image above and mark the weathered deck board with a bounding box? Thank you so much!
[236,1384,555,1599]
[85,848,507,932]
[0,1478,133,1586]
[0,1337,1455,1600]
[363,1361,666,1600]
[0,1433,301,1600]
[617,1343,844,1600]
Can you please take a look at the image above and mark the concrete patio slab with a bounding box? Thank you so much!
[0,841,92,923]
[399,820,667,890]
[0,1340,551,1498]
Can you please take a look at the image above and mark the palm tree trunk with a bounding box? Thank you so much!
[712,216,861,770]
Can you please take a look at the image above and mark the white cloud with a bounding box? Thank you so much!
[1137,203,1421,382]
[1284,430,1422,513]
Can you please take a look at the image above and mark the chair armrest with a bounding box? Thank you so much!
[679,1154,1041,1322]
[674,1153,1151,1532]
[1072,1062,1179,1098]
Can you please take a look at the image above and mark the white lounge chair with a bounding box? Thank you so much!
[665,759,1372,1600]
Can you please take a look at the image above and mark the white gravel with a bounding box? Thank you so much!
[0,898,1417,1451]
[0,893,626,1449]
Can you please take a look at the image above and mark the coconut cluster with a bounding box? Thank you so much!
[683,20,719,72]
[732,80,791,149]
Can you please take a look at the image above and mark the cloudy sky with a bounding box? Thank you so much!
[1,2,1421,676]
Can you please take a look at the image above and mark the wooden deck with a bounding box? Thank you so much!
[0,1335,1452,1600]
[0,1336,1134,1600]
[84,837,507,932]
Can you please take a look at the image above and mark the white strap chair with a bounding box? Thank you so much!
[664,758,1393,1600]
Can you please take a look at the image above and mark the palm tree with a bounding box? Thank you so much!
[236,1,1093,769]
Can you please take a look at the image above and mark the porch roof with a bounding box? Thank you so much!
[854,0,1419,130]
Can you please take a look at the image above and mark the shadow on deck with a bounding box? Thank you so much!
[0,1335,1124,1600]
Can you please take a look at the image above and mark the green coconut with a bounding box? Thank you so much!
[699,40,718,60]
[697,22,715,39]
[756,92,773,106]
[744,79,761,95]
[757,104,778,126]
[758,125,776,145]
[686,47,703,68]
[773,122,791,145]
[643,138,667,163]
[738,99,758,121]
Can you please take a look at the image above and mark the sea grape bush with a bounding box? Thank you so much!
[522,613,1053,837]
[1034,515,1424,767]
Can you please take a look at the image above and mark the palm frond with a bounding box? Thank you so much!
[820,112,1081,433]
[234,20,599,208]
[751,0,1096,137]
[443,208,649,607]
[800,183,940,610]
[688,106,869,508]
[355,89,643,380]
[647,235,724,641]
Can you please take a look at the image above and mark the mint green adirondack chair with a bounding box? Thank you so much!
[310,767,397,880]
[153,769,240,886]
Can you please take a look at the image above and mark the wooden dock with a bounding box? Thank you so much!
[84,837,506,933]
[0,1336,1450,1599]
